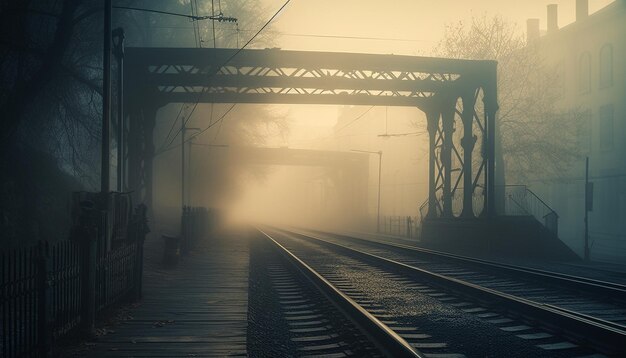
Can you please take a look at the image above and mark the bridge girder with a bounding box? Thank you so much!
[125,48,498,220]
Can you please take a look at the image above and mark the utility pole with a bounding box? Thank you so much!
[186,133,203,205]
[101,0,112,196]
[351,149,383,233]
[100,0,112,251]
[584,156,592,261]
[376,151,382,233]
[113,28,125,192]
[181,125,201,210]
[181,121,186,211]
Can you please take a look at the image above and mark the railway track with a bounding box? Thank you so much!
[251,229,422,357]
[263,226,626,356]
[299,228,626,327]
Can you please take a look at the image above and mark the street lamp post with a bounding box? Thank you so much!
[351,149,383,232]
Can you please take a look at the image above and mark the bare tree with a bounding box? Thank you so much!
[434,15,583,184]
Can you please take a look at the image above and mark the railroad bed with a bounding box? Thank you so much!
[260,226,626,357]
[299,227,626,328]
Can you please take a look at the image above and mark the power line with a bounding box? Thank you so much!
[157,105,186,152]
[274,33,431,43]
[335,106,375,133]
[154,104,236,157]
[112,5,237,22]
[162,0,292,151]
[211,28,433,43]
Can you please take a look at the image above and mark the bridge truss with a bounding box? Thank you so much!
[124,48,498,219]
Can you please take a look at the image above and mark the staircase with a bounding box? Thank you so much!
[418,186,580,261]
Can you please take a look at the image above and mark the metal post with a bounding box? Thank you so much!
[113,28,125,192]
[181,127,200,211]
[351,149,383,232]
[100,0,112,252]
[461,94,476,218]
[133,204,148,300]
[584,156,590,261]
[101,0,112,196]
[376,151,382,233]
[80,226,97,337]
[36,242,50,358]
[426,110,439,219]
[441,106,454,218]
[188,137,193,206]
[181,122,186,211]
[485,63,499,218]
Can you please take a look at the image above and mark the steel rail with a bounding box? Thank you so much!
[257,228,423,358]
[306,229,626,299]
[277,228,626,355]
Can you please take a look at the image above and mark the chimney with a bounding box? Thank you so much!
[576,0,589,21]
[526,19,540,45]
[547,4,559,33]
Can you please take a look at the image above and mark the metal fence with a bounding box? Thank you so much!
[380,216,419,240]
[1,205,148,358]
[95,242,139,312]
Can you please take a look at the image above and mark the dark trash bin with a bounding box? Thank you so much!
[162,234,180,267]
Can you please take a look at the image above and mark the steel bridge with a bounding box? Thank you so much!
[124,47,498,219]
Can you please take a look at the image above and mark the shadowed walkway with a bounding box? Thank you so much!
[81,230,249,357]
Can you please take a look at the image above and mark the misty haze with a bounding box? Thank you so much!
[1,1,625,357]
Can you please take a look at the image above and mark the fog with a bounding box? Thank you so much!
[139,0,622,261]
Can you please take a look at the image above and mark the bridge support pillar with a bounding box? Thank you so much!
[426,110,440,219]
[461,93,477,218]
[441,105,455,218]
[484,64,499,218]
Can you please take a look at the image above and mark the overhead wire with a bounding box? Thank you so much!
[113,5,210,21]
[155,1,201,153]
[159,0,293,154]
[154,104,237,156]
[335,106,375,133]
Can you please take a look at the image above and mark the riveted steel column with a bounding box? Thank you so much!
[461,93,477,217]
[441,104,455,218]
[484,62,499,218]
[426,109,440,218]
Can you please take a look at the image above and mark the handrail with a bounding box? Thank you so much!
[418,185,558,235]
[507,194,531,216]
[526,188,559,219]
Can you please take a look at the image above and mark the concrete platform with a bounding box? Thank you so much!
[80,229,250,357]
[420,216,580,261]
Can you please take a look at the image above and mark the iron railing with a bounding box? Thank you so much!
[418,188,486,220]
[380,216,419,240]
[418,185,558,236]
[1,205,148,358]
[95,242,138,312]
[500,185,559,235]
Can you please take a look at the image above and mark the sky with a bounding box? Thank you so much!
[250,0,615,146]
[264,0,615,56]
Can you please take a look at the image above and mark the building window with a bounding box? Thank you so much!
[579,52,591,93]
[599,104,614,150]
[599,44,613,88]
